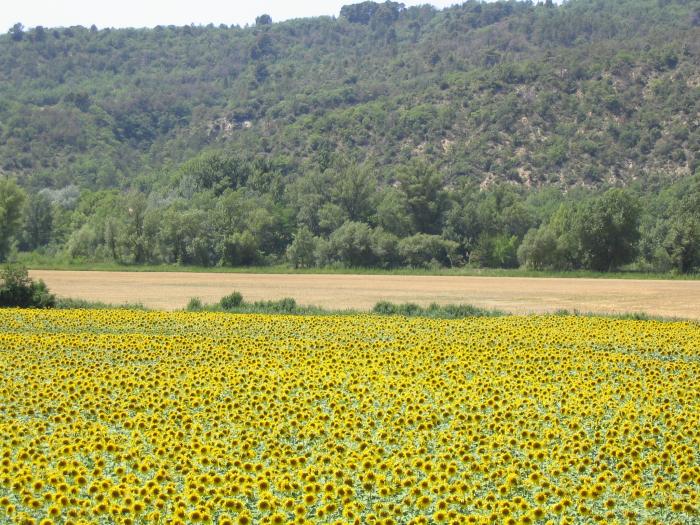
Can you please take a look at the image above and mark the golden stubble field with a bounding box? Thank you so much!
[29,270,700,319]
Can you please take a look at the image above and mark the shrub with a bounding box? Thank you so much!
[186,297,203,311]
[0,265,56,308]
[373,300,397,315]
[220,291,244,310]
[252,297,297,313]
[373,300,501,318]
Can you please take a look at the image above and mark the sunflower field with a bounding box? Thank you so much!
[0,309,699,525]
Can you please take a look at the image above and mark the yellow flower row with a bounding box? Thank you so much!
[0,309,698,524]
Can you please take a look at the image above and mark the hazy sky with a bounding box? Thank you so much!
[2,1,460,31]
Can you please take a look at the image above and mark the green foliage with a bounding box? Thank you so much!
[222,231,259,266]
[372,301,502,318]
[0,265,56,308]
[186,297,203,311]
[518,228,560,270]
[326,221,375,267]
[578,189,641,271]
[396,161,449,235]
[250,297,297,313]
[518,189,641,271]
[219,291,243,310]
[0,178,26,261]
[4,0,696,191]
[2,1,699,274]
[397,233,458,268]
[286,227,316,268]
[22,192,53,250]
[664,193,700,273]
[55,297,146,310]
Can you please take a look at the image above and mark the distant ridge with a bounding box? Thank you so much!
[1,0,698,190]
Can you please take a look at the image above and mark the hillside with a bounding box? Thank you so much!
[1,0,700,273]
[1,0,698,190]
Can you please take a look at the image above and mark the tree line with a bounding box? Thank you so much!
[2,157,699,273]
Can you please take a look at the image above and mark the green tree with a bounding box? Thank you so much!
[255,14,272,26]
[222,230,259,266]
[517,227,559,270]
[664,193,700,273]
[327,221,374,267]
[119,192,151,264]
[578,189,641,271]
[331,164,376,222]
[9,23,24,42]
[178,153,250,197]
[23,192,53,250]
[396,162,449,235]
[377,189,412,237]
[340,2,380,24]
[0,178,26,261]
[398,233,458,268]
[318,203,349,236]
[286,227,316,268]
[370,227,400,268]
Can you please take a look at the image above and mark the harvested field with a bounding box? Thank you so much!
[29,270,700,319]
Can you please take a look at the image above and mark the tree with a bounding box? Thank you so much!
[490,234,519,268]
[517,227,559,270]
[340,2,380,24]
[318,203,348,235]
[331,164,376,222]
[0,178,26,262]
[469,233,518,268]
[222,230,259,266]
[396,162,449,235]
[255,14,272,26]
[9,23,24,41]
[286,227,316,268]
[23,192,53,250]
[377,189,412,237]
[119,192,151,264]
[327,221,374,267]
[251,32,275,59]
[398,233,458,268]
[578,189,641,271]
[370,228,400,268]
[664,193,700,273]
[692,8,700,27]
[33,26,46,42]
[178,153,250,197]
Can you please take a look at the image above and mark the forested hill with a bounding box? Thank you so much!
[1,1,700,274]
[1,0,699,191]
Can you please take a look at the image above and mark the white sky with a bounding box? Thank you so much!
[2,1,461,31]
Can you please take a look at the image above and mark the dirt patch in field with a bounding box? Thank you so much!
[29,270,700,319]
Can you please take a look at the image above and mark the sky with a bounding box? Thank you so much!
[2,0,460,31]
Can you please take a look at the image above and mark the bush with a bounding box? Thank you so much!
[220,291,244,310]
[373,300,500,318]
[0,265,56,308]
[186,297,203,311]
[56,297,146,310]
[252,297,297,313]
[373,300,397,315]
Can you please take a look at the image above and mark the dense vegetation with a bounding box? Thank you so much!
[1,0,699,272]
[0,265,55,308]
